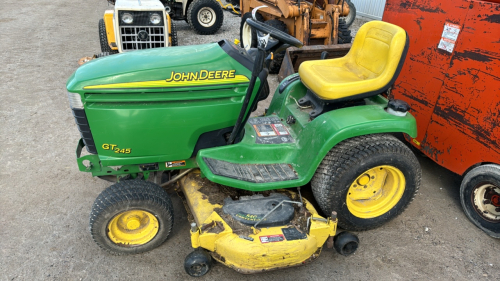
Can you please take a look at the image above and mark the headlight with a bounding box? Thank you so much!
[122,13,133,24]
[150,13,161,25]
[67,92,84,109]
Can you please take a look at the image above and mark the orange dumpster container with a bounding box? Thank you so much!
[383,0,500,238]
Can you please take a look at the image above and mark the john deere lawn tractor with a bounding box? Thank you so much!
[67,9,420,275]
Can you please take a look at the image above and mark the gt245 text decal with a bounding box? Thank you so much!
[102,143,131,154]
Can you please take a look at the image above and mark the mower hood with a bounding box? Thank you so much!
[66,41,252,93]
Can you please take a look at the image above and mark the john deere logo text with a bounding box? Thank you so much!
[83,70,248,90]
[166,70,236,82]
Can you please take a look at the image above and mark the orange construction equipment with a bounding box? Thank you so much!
[239,0,352,72]
[240,0,351,45]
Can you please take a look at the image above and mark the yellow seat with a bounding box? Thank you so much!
[298,21,409,101]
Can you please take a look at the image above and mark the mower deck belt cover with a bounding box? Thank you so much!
[222,193,295,227]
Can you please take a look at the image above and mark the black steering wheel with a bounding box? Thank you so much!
[246,19,303,48]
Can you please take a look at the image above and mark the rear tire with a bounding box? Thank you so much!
[264,19,288,74]
[240,12,264,50]
[90,180,174,255]
[460,165,500,238]
[98,19,117,54]
[342,0,356,27]
[187,0,224,35]
[311,134,421,231]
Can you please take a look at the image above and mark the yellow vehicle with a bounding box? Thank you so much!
[100,0,177,54]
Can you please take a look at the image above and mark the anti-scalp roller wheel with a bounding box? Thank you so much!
[184,249,212,277]
[334,232,359,256]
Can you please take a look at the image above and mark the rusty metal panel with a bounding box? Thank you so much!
[384,0,500,175]
[419,0,500,175]
[384,0,471,140]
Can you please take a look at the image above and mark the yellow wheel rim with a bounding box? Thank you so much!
[346,165,406,219]
[107,210,159,246]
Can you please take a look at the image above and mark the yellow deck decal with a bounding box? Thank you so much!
[83,72,249,90]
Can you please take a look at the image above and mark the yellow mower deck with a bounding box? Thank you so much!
[178,170,337,273]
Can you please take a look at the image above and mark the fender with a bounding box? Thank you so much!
[272,77,417,184]
[292,101,417,184]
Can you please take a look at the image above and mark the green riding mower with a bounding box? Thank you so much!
[66,10,420,276]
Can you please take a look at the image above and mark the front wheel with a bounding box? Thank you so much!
[460,164,500,238]
[312,134,421,231]
[187,0,224,35]
[90,180,174,254]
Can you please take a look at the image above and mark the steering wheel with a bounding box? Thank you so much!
[245,19,303,48]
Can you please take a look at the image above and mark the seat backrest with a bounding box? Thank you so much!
[346,21,408,82]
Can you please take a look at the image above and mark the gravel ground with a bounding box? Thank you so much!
[0,1,499,280]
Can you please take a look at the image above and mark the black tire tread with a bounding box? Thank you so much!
[170,21,178,46]
[98,19,118,54]
[90,180,174,255]
[96,52,111,58]
[338,19,352,44]
[312,134,421,231]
